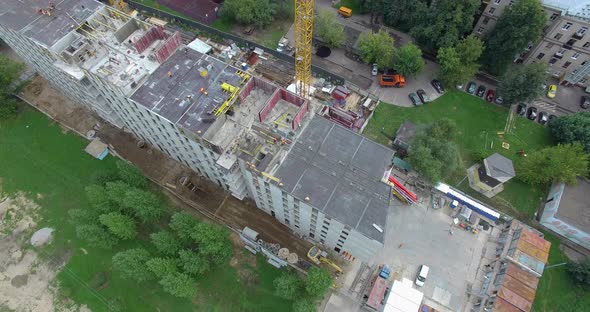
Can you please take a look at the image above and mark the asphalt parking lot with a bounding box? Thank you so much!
[371,199,488,311]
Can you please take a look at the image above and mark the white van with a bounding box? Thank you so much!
[415,265,429,287]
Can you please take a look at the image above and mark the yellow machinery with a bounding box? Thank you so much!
[307,245,343,274]
[213,71,250,117]
[294,0,314,97]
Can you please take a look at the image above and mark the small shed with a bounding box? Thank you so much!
[393,121,417,152]
[84,138,109,160]
[483,153,516,183]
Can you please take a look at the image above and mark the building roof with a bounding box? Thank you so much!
[130,48,245,136]
[394,121,416,144]
[275,117,393,243]
[483,153,515,183]
[543,0,590,20]
[494,263,541,312]
[0,0,102,48]
[382,278,424,312]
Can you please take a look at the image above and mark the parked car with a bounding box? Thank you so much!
[517,103,527,116]
[486,89,495,102]
[409,93,422,106]
[415,265,429,287]
[495,96,504,105]
[538,111,548,125]
[431,79,444,94]
[547,84,557,98]
[527,107,538,120]
[466,82,476,94]
[581,96,590,109]
[417,89,431,103]
[371,63,378,76]
[476,85,486,97]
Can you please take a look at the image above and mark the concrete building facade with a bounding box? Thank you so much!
[473,0,590,87]
[0,0,393,262]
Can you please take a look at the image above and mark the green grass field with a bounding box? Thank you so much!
[363,91,553,217]
[533,231,590,311]
[0,108,290,312]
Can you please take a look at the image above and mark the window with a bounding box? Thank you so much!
[536,53,545,60]
[494,0,501,3]
[554,33,563,40]
[482,17,490,25]
[581,60,587,66]
[579,27,588,35]
[563,61,572,68]
[309,232,315,238]
[549,58,558,65]
[334,247,341,253]
[563,22,573,30]
[572,52,581,59]
[550,13,559,21]
[584,42,590,48]
[477,27,485,34]
[557,48,567,55]
[488,7,496,14]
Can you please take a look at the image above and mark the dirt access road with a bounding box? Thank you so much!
[19,75,312,258]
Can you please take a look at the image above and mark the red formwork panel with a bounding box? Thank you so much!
[292,100,308,130]
[155,31,182,63]
[238,76,278,103]
[238,78,254,103]
[134,26,167,54]
[259,89,280,122]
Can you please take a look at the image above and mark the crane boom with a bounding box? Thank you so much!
[294,0,314,97]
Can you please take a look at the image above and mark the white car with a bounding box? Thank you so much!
[371,63,378,76]
[415,265,429,287]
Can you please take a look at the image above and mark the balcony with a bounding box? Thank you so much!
[553,53,563,59]
[573,32,585,40]
[563,39,576,49]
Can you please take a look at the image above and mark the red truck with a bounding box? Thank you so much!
[379,74,405,88]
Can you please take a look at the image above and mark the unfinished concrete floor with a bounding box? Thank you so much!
[19,75,312,259]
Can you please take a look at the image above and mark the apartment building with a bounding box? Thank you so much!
[0,0,393,261]
[473,0,590,87]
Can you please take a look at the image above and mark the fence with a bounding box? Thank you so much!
[127,1,345,85]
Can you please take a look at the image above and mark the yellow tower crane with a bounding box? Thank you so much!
[294,0,314,98]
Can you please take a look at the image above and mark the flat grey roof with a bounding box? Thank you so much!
[130,48,245,135]
[0,0,102,47]
[484,153,515,181]
[556,178,590,234]
[275,117,393,243]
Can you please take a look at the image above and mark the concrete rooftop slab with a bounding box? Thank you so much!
[275,117,393,243]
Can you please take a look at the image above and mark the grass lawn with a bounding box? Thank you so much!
[136,0,196,22]
[533,231,590,311]
[0,108,290,312]
[363,91,553,218]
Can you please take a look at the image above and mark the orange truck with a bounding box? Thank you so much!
[379,74,405,88]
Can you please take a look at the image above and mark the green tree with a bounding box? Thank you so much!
[437,35,483,87]
[169,212,200,242]
[393,43,425,77]
[273,271,303,300]
[314,9,345,48]
[85,184,117,213]
[123,188,164,222]
[482,0,546,75]
[518,144,589,185]
[498,63,546,104]
[116,160,148,189]
[146,257,179,278]
[568,257,590,286]
[304,268,332,298]
[105,181,132,207]
[151,230,182,256]
[68,208,99,225]
[178,249,210,276]
[0,94,19,119]
[75,224,118,249]
[99,212,137,240]
[0,55,25,91]
[381,1,428,32]
[222,0,277,28]
[410,0,479,50]
[191,222,232,265]
[407,119,460,183]
[357,29,395,69]
[112,248,154,282]
[549,112,590,153]
[159,272,197,299]
[293,298,316,312]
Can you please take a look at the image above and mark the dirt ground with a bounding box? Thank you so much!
[19,75,312,262]
[0,193,84,312]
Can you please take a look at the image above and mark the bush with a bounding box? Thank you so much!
[112,248,154,282]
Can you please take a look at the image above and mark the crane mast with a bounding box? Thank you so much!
[294,0,314,97]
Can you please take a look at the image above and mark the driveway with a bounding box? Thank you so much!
[371,199,488,311]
